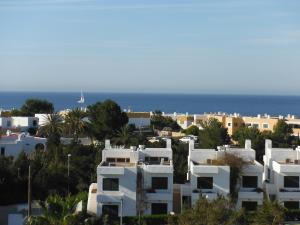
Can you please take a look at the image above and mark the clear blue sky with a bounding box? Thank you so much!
[0,0,300,94]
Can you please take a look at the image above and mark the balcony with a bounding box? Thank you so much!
[238,190,263,200]
[277,189,300,200]
[98,166,124,175]
[143,164,173,174]
[273,161,300,173]
[97,191,124,203]
[191,165,219,174]
[191,190,218,201]
[146,192,173,201]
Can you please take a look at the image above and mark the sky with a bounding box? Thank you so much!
[0,0,300,95]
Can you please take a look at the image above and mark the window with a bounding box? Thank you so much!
[284,201,299,209]
[242,201,257,211]
[0,147,5,156]
[245,123,251,127]
[197,177,213,189]
[32,120,37,127]
[102,205,118,217]
[6,121,11,127]
[252,123,259,129]
[284,176,299,188]
[106,158,115,162]
[152,177,168,190]
[263,123,269,129]
[182,196,191,208]
[242,176,258,188]
[267,168,271,180]
[103,178,119,191]
[151,203,168,215]
[227,122,232,127]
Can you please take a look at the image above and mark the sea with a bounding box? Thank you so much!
[0,92,300,117]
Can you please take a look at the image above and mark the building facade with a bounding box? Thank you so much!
[264,139,300,209]
[183,140,263,210]
[87,139,173,217]
[0,132,46,157]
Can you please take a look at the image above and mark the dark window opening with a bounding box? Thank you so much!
[152,177,168,190]
[197,177,213,189]
[182,196,191,209]
[242,201,258,211]
[102,205,118,217]
[1,147,5,156]
[242,176,258,188]
[284,201,299,209]
[151,203,168,215]
[284,176,299,188]
[33,120,37,126]
[103,178,119,191]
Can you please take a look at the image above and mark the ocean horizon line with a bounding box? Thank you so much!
[1,90,300,97]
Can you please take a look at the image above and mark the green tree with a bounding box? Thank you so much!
[27,192,87,225]
[113,125,132,146]
[87,100,128,140]
[151,110,180,131]
[39,114,63,147]
[252,201,284,225]
[232,126,265,162]
[183,125,200,136]
[272,119,293,147]
[172,140,188,183]
[20,99,54,116]
[64,108,87,142]
[198,118,230,149]
[178,196,246,225]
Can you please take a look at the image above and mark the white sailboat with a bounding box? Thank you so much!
[78,90,85,104]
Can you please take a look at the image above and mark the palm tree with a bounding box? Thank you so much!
[64,108,87,142]
[27,193,86,225]
[39,114,63,146]
[113,125,132,146]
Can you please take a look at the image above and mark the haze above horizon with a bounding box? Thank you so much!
[1,0,300,95]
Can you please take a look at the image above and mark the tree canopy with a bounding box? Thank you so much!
[151,110,180,131]
[87,100,128,140]
[11,99,54,116]
[198,118,230,149]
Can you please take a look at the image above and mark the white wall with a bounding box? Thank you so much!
[97,167,137,217]
[128,118,150,128]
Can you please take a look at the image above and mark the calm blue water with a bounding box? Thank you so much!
[0,92,300,117]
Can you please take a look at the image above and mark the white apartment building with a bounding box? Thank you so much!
[183,140,263,211]
[87,139,173,217]
[0,132,47,157]
[0,117,39,131]
[264,139,300,209]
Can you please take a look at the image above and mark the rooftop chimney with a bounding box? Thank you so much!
[105,140,111,149]
[265,139,272,150]
[166,139,172,149]
[189,139,194,151]
[245,139,251,149]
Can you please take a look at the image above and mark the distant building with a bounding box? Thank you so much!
[165,112,300,137]
[0,132,46,157]
[87,139,173,217]
[0,117,38,132]
[126,112,151,129]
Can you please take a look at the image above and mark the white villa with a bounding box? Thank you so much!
[182,139,263,210]
[0,117,39,132]
[87,139,173,217]
[0,132,47,157]
[264,139,300,209]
